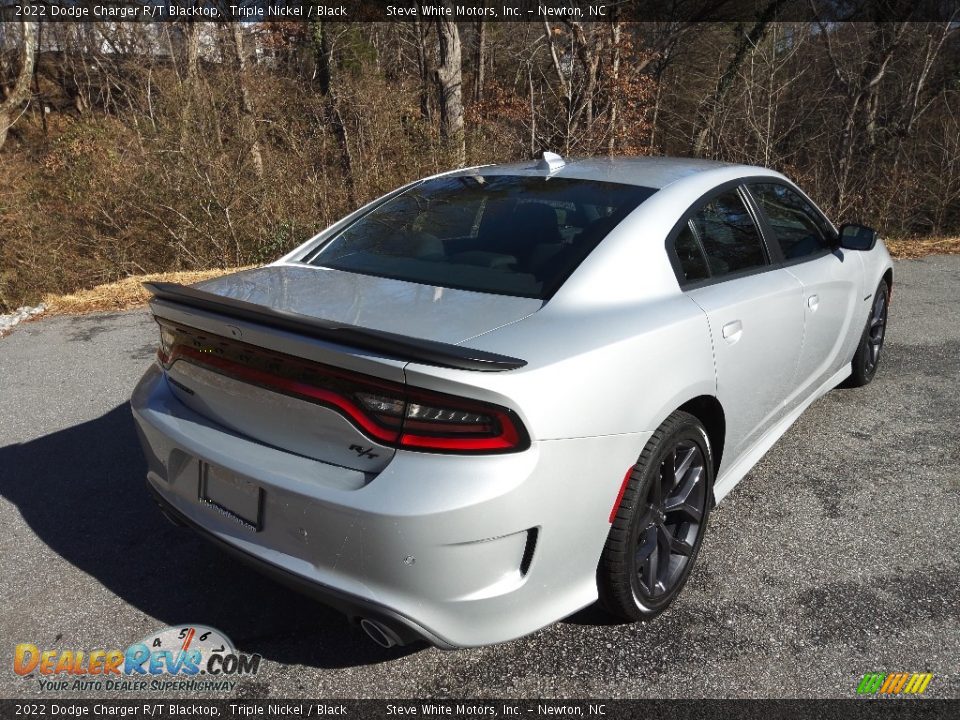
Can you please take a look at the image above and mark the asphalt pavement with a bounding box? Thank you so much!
[1,256,958,699]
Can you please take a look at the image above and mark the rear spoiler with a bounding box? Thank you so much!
[143,281,527,372]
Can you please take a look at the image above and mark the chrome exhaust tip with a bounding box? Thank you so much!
[359,618,402,648]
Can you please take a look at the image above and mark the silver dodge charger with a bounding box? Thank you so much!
[132,155,893,648]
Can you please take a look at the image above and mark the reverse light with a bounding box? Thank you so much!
[155,321,529,454]
[406,403,490,424]
[158,324,176,364]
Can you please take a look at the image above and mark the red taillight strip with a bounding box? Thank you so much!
[401,409,521,451]
[159,330,529,454]
[166,345,401,444]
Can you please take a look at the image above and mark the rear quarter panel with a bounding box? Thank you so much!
[403,293,716,442]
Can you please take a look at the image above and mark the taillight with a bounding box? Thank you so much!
[155,321,529,454]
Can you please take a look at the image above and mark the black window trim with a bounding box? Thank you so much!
[665,177,780,290]
[665,175,841,290]
[741,180,840,270]
[683,218,712,280]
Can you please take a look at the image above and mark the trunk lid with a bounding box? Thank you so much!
[193,264,542,345]
[150,265,539,472]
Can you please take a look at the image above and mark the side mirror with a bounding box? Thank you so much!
[838,223,878,251]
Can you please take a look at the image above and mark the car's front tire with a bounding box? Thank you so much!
[844,280,889,388]
[597,411,714,621]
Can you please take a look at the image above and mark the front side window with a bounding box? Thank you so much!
[748,183,834,260]
[307,175,656,299]
[687,189,768,278]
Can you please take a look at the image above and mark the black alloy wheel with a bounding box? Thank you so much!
[634,439,708,601]
[864,286,888,375]
[598,411,714,620]
[845,280,889,387]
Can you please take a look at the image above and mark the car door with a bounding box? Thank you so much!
[670,186,805,460]
[745,182,863,406]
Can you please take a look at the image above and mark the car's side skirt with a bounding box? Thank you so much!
[713,363,852,503]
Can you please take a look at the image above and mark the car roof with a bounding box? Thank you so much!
[459,155,771,190]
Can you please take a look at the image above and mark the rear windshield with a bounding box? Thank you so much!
[305,174,656,299]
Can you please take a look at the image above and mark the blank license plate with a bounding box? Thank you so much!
[199,463,262,531]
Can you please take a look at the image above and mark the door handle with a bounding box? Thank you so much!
[721,320,743,344]
[807,294,819,310]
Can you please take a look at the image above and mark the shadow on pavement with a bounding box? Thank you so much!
[0,404,420,671]
[562,604,625,627]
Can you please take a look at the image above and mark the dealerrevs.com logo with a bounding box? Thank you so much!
[13,625,261,693]
[856,673,934,696]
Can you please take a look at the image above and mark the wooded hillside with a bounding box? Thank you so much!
[1,16,957,311]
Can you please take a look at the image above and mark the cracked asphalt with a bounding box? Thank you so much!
[0,256,957,699]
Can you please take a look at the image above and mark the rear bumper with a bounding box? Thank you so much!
[146,482,448,648]
[131,363,651,647]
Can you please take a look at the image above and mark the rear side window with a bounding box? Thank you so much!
[748,183,834,260]
[674,223,710,282]
[687,190,768,278]
[307,175,656,299]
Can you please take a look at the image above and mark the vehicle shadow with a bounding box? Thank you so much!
[0,404,421,670]
[561,604,626,627]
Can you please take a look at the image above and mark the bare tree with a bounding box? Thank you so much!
[924,92,960,235]
[816,21,909,212]
[177,22,202,149]
[413,11,433,123]
[0,16,38,151]
[474,12,486,104]
[888,21,958,170]
[692,0,788,156]
[434,7,465,165]
[607,19,621,154]
[730,23,814,167]
[229,24,264,178]
[310,19,355,203]
[542,20,604,153]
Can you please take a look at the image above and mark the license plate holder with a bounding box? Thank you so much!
[199,463,263,531]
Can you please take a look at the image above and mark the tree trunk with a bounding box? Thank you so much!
[528,63,536,157]
[435,10,465,166]
[607,20,621,155]
[179,22,201,149]
[414,13,432,123]
[33,23,47,137]
[231,24,264,179]
[312,19,332,95]
[566,21,601,135]
[0,18,39,151]
[474,14,486,104]
[543,20,572,152]
[185,22,200,84]
[310,20,355,205]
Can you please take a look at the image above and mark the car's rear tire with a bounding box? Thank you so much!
[597,411,714,621]
[844,280,889,388]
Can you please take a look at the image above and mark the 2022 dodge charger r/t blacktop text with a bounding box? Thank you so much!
[132,155,893,649]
